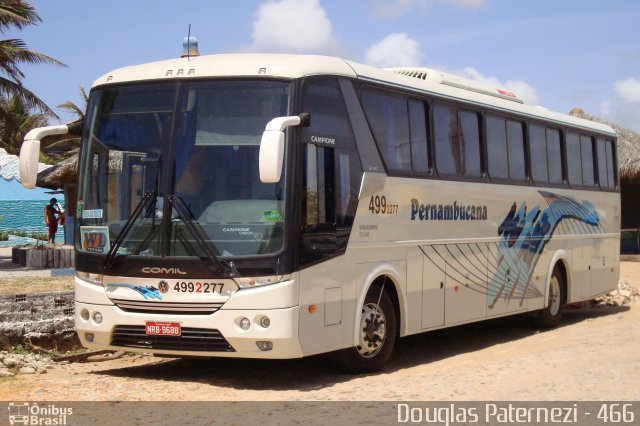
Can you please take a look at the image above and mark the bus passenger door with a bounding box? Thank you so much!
[418,245,445,329]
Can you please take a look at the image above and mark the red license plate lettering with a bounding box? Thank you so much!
[145,321,181,336]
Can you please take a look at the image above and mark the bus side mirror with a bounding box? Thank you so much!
[259,115,302,183]
[19,125,70,189]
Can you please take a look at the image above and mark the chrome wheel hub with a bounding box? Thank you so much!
[357,303,386,358]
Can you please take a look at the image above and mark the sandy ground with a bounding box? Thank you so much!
[0,262,639,402]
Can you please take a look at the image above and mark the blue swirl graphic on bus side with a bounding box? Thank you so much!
[106,283,163,300]
[488,191,601,308]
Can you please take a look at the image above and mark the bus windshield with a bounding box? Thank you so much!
[76,80,291,259]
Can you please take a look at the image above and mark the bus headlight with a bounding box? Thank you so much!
[233,275,286,289]
[76,271,104,286]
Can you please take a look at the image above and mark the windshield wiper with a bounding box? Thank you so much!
[104,191,157,271]
[168,194,237,276]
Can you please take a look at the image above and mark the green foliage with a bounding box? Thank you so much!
[0,231,8,241]
[0,0,66,118]
[9,344,29,355]
[7,229,48,241]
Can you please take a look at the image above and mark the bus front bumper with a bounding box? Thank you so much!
[75,301,304,359]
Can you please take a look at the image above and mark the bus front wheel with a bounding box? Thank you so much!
[335,286,397,374]
[537,267,565,328]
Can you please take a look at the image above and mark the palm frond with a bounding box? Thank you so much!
[0,0,41,34]
[0,76,58,117]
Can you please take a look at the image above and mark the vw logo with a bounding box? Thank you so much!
[158,280,169,293]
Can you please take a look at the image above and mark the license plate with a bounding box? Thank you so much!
[145,321,181,336]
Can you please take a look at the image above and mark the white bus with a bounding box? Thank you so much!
[20,53,619,373]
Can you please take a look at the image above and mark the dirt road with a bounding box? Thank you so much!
[1,262,639,401]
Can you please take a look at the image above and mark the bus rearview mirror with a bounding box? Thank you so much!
[259,115,302,183]
[19,124,71,189]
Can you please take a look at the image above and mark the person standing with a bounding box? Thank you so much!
[44,198,61,243]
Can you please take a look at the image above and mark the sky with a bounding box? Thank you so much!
[7,0,640,132]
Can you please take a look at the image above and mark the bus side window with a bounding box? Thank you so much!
[433,103,480,178]
[361,89,412,174]
[566,131,582,186]
[546,128,563,184]
[580,135,595,187]
[529,124,549,184]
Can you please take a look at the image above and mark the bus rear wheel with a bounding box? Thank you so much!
[537,267,565,328]
[335,286,397,374]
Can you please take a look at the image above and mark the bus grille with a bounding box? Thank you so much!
[111,325,235,352]
[111,299,224,315]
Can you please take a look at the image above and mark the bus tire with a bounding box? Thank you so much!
[334,286,397,374]
[537,267,565,328]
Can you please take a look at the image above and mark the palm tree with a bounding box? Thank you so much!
[0,0,65,117]
[42,86,88,160]
[0,93,48,154]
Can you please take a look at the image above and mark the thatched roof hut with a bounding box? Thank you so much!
[36,153,78,190]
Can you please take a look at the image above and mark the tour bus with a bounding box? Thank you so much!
[20,52,619,372]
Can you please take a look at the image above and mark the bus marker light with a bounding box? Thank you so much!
[85,333,94,342]
[240,317,251,330]
[454,286,460,292]
[308,305,317,313]
[81,309,90,321]
[93,311,103,324]
[259,316,271,328]
[256,341,273,351]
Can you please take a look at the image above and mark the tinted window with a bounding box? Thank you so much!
[580,135,594,186]
[301,78,361,227]
[529,124,548,183]
[486,115,509,179]
[409,100,429,173]
[433,103,480,177]
[487,116,525,181]
[546,128,563,184]
[458,110,481,177]
[566,132,582,185]
[605,140,616,188]
[596,137,608,188]
[507,120,526,181]
[361,89,411,173]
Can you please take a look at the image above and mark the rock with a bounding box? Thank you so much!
[0,368,14,377]
[3,357,19,368]
[19,366,36,374]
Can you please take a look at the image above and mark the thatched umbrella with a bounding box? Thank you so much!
[568,108,640,180]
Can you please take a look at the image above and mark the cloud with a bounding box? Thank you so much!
[365,33,423,68]
[613,77,640,103]
[462,67,541,105]
[251,0,338,53]
[369,0,485,20]
[600,77,640,132]
[447,0,486,8]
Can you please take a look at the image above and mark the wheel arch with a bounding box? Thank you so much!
[351,264,405,347]
[547,250,570,306]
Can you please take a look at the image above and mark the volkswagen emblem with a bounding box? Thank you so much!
[158,280,169,293]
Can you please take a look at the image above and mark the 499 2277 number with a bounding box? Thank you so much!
[173,282,225,293]
[369,195,399,215]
